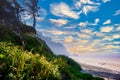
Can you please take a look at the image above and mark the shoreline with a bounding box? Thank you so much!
[79,63,120,80]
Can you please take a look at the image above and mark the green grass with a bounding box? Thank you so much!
[0,25,104,80]
[23,35,54,58]
[0,42,61,80]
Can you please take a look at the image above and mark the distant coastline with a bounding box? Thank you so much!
[70,55,120,80]
[79,62,120,80]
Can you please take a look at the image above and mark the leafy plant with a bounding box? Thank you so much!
[0,42,61,80]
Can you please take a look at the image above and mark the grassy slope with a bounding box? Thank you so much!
[0,25,104,80]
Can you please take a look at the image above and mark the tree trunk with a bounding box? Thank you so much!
[33,16,36,28]
[33,13,36,34]
[16,8,25,46]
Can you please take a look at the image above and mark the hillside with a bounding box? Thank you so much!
[0,25,104,80]
[36,31,69,55]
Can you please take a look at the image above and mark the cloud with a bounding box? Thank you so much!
[66,40,119,54]
[78,18,99,27]
[36,17,44,21]
[22,8,47,21]
[23,15,31,20]
[113,24,120,31]
[64,25,76,29]
[112,34,120,39]
[113,10,120,16]
[95,32,105,37]
[102,34,120,41]
[73,0,100,15]
[81,29,93,34]
[67,44,101,54]
[74,0,82,9]
[116,26,120,31]
[102,0,111,3]
[82,5,99,15]
[37,8,47,21]
[51,31,64,35]
[103,19,111,25]
[49,18,68,26]
[63,31,120,54]
[80,0,100,5]
[102,36,113,41]
[113,42,120,44]
[64,36,73,43]
[62,27,119,54]
[95,18,100,24]
[105,45,119,49]
[22,11,32,20]
[50,2,79,19]
[92,39,102,44]
[39,29,65,35]
[77,33,92,39]
[39,29,77,37]
[78,39,89,44]
[90,18,100,26]
[78,21,88,27]
[100,26,114,32]
[107,41,120,45]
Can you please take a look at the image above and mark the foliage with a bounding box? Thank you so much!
[23,0,40,28]
[0,25,18,43]
[57,55,82,70]
[0,42,61,80]
[0,0,16,25]
[0,25,104,80]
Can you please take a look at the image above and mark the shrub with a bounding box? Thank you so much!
[0,42,61,80]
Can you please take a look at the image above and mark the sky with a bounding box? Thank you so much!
[23,0,120,55]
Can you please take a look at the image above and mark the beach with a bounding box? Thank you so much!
[70,55,120,80]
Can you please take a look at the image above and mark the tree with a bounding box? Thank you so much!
[8,0,25,46]
[0,0,16,26]
[23,0,40,30]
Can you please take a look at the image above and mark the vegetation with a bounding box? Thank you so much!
[0,42,60,80]
[0,0,104,80]
[23,0,40,29]
[0,25,104,80]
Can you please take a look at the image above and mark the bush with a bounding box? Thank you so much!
[0,42,61,80]
[57,55,82,71]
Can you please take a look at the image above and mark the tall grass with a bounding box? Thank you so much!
[0,42,61,80]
